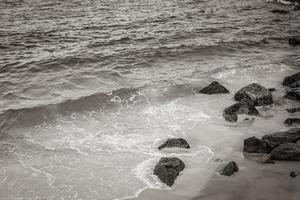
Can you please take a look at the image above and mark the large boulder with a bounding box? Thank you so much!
[199,81,229,94]
[153,157,185,186]
[283,72,300,88]
[234,83,273,106]
[223,98,259,122]
[243,136,273,154]
[220,161,239,176]
[158,138,190,150]
[270,143,300,161]
[262,128,300,147]
[284,118,300,126]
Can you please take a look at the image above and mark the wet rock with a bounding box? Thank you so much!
[268,88,277,92]
[284,89,300,101]
[271,9,290,14]
[154,157,185,186]
[199,81,229,94]
[158,138,190,150]
[262,158,275,164]
[270,143,300,161]
[220,161,239,176]
[284,118,300,126]
[234,83,273,106]
[282,72,300,88]
[289,38,300,46]
[223,98,259,122]
[243,136,273,154]
[286,107,300,113]
[290,171,300,178]
[262,128,300,147]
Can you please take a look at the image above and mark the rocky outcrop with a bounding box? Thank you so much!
[270,143,300,161]
[243,136,273,154]
[199,81,229,94]
[234,83,273,106]
[262,128,300,147]
[158,138,190,150]
[223,98,259,122]
[283,72,300,88]
[154,157,185,186]
[284,118,300,126]
[220,161,239,176]
[286,107,300,113]
[289,38,300,46]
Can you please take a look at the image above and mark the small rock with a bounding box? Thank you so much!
[199,81,229,94]
[154,157,185,186]
[282,72,300,88]
[284,118,300,126]
[268,88,277,92]
[290,171,299,178]
[220,161,239,176]
[223,98,259,122]
[286,107,300,113]
[243,136,273,154]
[271,9,289,14]
[263,158,275,164]
[289,38,300,46]
[234,83,273,106]
[262,128,300,147]
[158,138,190,150]
[270,143,300,161]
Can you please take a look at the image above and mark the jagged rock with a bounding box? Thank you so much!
[234,83,273,106]
[284,89,300,101]
[270,143,300,161]
[289,38,300,46]
[243,136,273,154]
[283,72,300,88]
[154,157,185,186]
[268,88,277,92]
[271,9,289,14]
[220,161,239,176]
[158,138,190,150]
[199,81,229,94]
[262,128,300,147]
[290,171,300,178]
[223,98,259,122]
[284,118,300,126]
[286,107,300,113]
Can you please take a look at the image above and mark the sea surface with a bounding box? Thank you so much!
[0,0,299,200]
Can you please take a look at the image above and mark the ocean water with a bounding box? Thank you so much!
[0,0,300,200]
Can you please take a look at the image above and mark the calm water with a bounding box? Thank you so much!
[0,0,299,200]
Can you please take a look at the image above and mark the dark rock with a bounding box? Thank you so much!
[284,89,300,101]
[268,88,277,92]
[223,98,259,122]
[263,158,275,164]
[220,161,239,176]
[271,9,290,14]
[270,143,300,161]
[234,83,273,106]
[284,118,300,126]
[290,171,299,178]
[272,18,283,22]
[158,138,190,150]
[243,136,273,154]
[289,38,300,46]
[154,157,185,186]
[286,107,300,113]
[199,81,229,94]
[282,72,300,88]
[262,128,300,147]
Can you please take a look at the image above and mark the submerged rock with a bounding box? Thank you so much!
[199,81,229,94]
[158,138,190,150]
[223,98,259,122]
[271,9,290,14]
[243,136,273,154]
[262,128,300,147]
[286,107,300,113]
[154,157,185,186]
[283,72,300,88]
[234,83,273,106]
[289,38,300,46]
[220,161,239,176]
[284,118,300,126]
[290,171,300,178]
[270,143,300,161]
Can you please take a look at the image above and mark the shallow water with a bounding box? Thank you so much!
[0,0,300,199]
